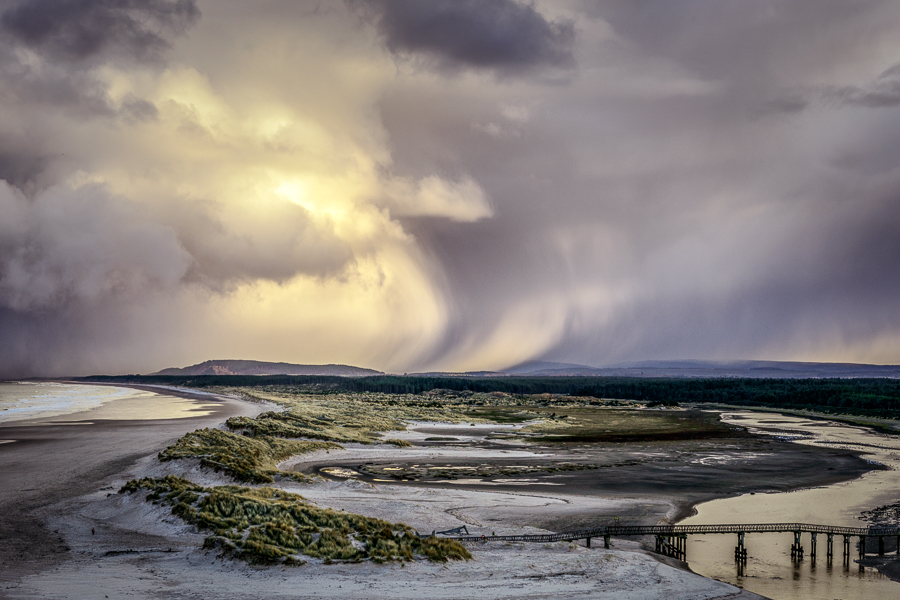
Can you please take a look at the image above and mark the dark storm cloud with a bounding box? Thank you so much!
[826,63,900,108]
[0,0,200,63]
[378,0,900,369]
[355,0,574,74]
[0,152,47,195]
[589,0,881,80]
[765,62,900,115]
[0,0,196,192]
[6,0,900,377]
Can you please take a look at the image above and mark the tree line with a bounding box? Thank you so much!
[78,374,900,419]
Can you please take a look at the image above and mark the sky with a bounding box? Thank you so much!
[2,0,900,377]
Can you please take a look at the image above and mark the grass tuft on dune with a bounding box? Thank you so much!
[158,428,342,483]
[121,476,471,565]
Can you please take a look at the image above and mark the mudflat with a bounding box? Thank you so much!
[288,419,873,530]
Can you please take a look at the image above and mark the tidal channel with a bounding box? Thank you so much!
[681,411,900,600]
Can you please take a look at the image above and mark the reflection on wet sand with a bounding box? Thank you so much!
[682,411,900,600]
[71,393,218,421]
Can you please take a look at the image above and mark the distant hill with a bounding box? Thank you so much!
[151,359,383,377]
[500,359,900,378]
[502,360,598,375]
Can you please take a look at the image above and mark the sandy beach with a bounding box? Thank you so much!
[0,384,272,591]
[1,386,872,599]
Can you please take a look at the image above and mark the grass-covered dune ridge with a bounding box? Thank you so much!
[121,476,471,564]
[226,389,499,443]
[157,390,497,482]
[159,428,342,483]
[158,389,737,484]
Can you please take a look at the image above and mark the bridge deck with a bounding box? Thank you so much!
[449,523,900,544]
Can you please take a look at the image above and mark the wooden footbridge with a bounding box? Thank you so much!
[446,523,900,565]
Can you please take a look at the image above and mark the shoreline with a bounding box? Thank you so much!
[3,384,874,599]
[690,402,900,435]
[0,382,269,588]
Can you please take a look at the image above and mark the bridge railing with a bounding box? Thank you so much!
[446,523,900,544]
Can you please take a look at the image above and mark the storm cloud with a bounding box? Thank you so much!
[355,0,574,74]
[0,0,199,63]
[2,0,900,377]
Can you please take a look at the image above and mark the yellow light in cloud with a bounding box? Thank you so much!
[274,177,356,223]
[275,179,313,212]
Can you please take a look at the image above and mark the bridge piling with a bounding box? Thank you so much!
[790,530,804,561]
[603,534,610,549]
[586,536,591,548]
[810,532,817,560]
[826,533,833,562]
[859,535,866,559]
[734,531,747,563]
[878,535,884,556]
[656,534,686,560]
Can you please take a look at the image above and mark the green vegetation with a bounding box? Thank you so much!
[159,427,342,483]
[158,390,739,485]
[82,374,900,420]
[159,390,484,483]
[223,389,499,443]
[383,438,413,447]
[121,476,471,564]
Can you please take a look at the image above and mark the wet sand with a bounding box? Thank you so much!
[679,411,900,599]
[0,385,270,587]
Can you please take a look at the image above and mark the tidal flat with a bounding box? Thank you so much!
[0,384,877,599]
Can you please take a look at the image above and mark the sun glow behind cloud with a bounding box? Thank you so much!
[3,0,900,377]
[0,0,489,375]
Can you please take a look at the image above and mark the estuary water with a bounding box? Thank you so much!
[681,411,900,600]
[0,381,218,424]
[0,381,132,423]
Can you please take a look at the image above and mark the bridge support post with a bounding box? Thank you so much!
[655,535,662,553]
[826,533,833,562]
[859,535,866,559]
[810,532,817,560]
[603,534,610,549]
[790,530,804,561]
[878,536,884,556]
[586,536,591,548]
[734,531,747,563]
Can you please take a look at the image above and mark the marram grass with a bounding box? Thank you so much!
[158,427,342,483]
[121,476,471,565]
